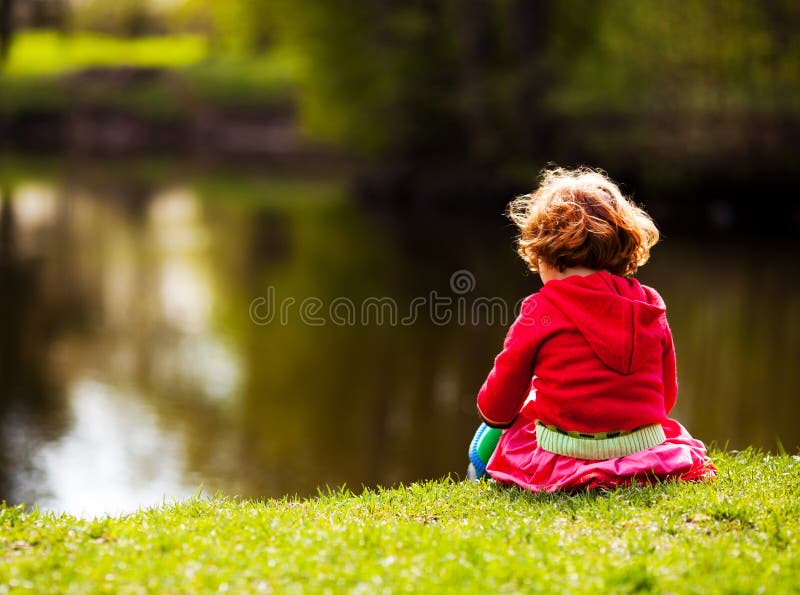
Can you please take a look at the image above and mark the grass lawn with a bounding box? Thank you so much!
[1,450,798,593]
[3,31,207,75]
[0,31,299,119]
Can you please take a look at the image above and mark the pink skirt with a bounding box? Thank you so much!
[487,417,716,492]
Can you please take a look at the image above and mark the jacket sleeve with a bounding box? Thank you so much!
[643,285,678,415]
[476,296,540,428]
[662,322,678,414]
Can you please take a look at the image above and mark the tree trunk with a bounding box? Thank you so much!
[0,0,13,63]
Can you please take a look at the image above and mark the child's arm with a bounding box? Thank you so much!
[662,322,678,414]
[644,285,679,415]
[477,296,539,428]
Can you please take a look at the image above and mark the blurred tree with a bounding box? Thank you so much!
[0,0,12,62]
[21,0,68,29]
[248,0,409,152]
[6,0,798,184]
[264,0,800,179]
[72,0,165,37]
[266,0,556,162]
[170,0,273,55]
[438,0,554,164]
[547,0,800,114]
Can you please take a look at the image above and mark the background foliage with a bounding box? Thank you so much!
[2,0,799,202]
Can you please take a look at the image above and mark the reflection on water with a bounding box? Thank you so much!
[0,161,798,517]
[29,380,195,517]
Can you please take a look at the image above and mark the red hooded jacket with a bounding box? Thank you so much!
[477,271,677,433]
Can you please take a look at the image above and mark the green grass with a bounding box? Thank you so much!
[0,31,299,119]
[3,31,207,75]
[1,450,798,593]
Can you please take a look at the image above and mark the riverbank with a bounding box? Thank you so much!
[1,450,798,592]
[0,31,314,157]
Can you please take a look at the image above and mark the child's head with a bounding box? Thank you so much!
[508,167,659,277]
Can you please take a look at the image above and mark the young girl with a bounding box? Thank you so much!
[467,167,715,490]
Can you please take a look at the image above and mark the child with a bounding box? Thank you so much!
[468,167,715,490]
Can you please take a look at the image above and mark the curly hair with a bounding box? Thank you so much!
[507,167,659,277]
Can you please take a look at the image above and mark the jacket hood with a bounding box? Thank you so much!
[540,271,665,374]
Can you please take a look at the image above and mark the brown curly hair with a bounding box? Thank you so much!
[507,167,659,277]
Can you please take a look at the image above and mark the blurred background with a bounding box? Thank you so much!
[0,0,798,516]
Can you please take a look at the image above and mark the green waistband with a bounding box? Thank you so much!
[536,421,666,460]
